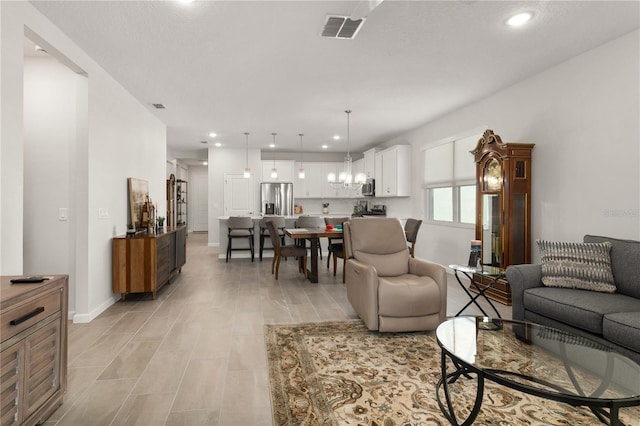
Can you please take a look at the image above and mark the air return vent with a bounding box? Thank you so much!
[321,15,365,39]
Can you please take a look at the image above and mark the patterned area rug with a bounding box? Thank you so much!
[265,320,640,425]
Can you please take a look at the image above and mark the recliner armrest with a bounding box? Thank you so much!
[505,264,543,321]
[409,258,447,322]
[345,259,380,330]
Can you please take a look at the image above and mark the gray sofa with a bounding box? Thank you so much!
[505,235,640,364]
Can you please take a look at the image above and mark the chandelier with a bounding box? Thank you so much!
[328,110,366,189]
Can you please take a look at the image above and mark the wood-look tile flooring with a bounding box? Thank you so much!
[47,232,511,425]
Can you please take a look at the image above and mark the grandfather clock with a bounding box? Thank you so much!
[471,130,534,304]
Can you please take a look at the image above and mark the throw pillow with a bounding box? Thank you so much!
[537,239,616,293]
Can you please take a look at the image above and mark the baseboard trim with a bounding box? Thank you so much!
[72,295,118,323]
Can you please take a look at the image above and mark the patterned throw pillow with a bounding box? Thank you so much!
[537,240,616,293]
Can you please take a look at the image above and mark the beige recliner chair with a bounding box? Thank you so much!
[344,217,447,332]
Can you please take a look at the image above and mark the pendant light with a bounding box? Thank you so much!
[243,132,251,178]
[328,110,366,188]
[298,133,305,179]
[270,133,278,179]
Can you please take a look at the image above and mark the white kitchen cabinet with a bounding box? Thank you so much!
[294,162,324,198]
[378,145,411,197]
[363,148,377,178]
[374,152,383,189]
[261,160,295,182]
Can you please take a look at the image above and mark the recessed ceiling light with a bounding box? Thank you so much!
[214,142,222,147]
[203,161,208,166]
[208,132,217,138]
[269,144,276,148]
[322,145,328,149]
[506,12,532,27]
[34,44,46,53]
[177,0,195,4]
[333,135,340,140]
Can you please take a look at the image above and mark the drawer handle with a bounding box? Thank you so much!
[10,307,45,326]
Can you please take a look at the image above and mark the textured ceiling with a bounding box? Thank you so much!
[30,1,639,155]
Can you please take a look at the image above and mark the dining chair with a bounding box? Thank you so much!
[226,216,255,262]
[295,215,325,260]
[266,219,307,280]
[259,216,286,261]
[404,218,422,258]
[324,217,350,282]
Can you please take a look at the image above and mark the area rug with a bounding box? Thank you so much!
[265,320,640,425]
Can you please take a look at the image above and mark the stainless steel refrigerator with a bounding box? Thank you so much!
[260,182,294,216]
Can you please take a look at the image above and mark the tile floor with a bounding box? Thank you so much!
[46,232,511,425]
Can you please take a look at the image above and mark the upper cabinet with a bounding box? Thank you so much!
[377,145,411,197]
[261,160,295,182]
[363,148,377,178]
[294,162,324,198]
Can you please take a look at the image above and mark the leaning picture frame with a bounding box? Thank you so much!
[128,178,149,230]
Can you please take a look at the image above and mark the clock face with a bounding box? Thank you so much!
[483,158,502,191]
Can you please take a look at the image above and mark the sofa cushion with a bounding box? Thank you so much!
[524,287,640,334]
[603,312,640,354]
[584,235,640,298]
[537,239,615,293]
[378,274,440,317]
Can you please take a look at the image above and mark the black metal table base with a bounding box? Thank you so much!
[436,348,634,426]
[453,269,502,318]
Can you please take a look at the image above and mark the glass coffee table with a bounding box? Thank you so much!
[436,317,640,426]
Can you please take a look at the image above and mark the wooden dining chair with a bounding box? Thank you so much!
[404,218,422,258]
[266,220,307,280]
[259,216,285,261]
[325,217,349,282]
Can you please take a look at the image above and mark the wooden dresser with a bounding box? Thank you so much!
[112,226,187,300]
[0,275,68,426]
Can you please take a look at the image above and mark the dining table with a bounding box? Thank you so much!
[284,227,343,283]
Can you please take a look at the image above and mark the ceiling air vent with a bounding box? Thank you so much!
[152,103,166,109]
[321,15,365,39]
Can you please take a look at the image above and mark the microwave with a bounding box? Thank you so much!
[361,178,375,196]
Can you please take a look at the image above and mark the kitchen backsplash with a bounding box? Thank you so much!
[293,197,412,218]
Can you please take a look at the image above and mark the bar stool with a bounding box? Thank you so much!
[404,218,422,258]
[295,216,324,260]
[259,216,286,261]
[226,216,255,262]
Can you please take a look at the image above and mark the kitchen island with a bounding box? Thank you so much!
[217,215,351,260]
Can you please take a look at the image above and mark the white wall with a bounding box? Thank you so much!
[23,56,85,313]
[188,165,208,232]
[394,30,640,266]
[208,147,261,246]
[1,2,166,321]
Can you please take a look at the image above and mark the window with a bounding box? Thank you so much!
[423,133,481,225]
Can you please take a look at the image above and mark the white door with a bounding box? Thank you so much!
[189,168,208,231]
[224,173,254,216]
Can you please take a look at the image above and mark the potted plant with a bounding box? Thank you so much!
[322,202,330,214]
[157,216,165,228]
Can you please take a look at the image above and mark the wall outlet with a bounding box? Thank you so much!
[59,208,68,221]
[98,208,109,219]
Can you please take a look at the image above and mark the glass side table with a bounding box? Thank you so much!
[449,264,503,318]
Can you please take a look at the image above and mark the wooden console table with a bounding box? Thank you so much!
[112,226,186,299]
[1,275,68,425]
